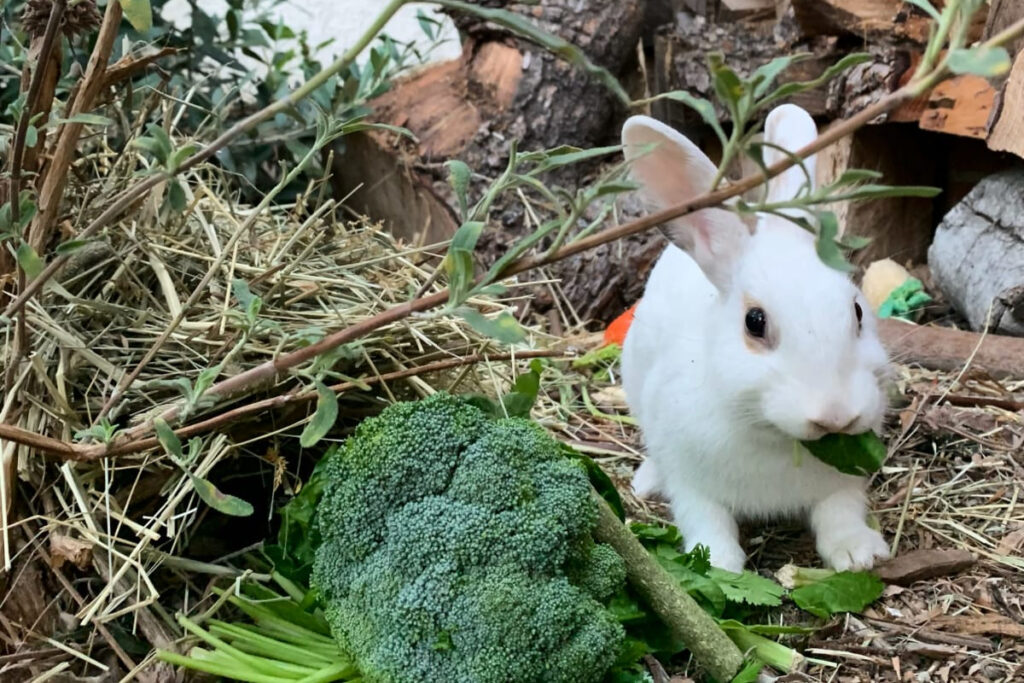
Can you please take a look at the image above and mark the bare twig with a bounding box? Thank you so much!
[3,0,67,392]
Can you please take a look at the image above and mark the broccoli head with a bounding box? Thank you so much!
[311,392,626,683]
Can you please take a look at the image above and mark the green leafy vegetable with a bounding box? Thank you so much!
[801,431,888,477]
[790,571,885,619]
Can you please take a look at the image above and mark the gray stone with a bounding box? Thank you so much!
[928,168,1024,336]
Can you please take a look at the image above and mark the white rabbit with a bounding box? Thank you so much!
[620,104,891,574]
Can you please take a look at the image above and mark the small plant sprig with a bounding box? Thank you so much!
[439,144,637,343]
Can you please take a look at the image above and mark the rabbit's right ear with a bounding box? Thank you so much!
[622,116,750,292]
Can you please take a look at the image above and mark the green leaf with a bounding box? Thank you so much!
[55,239,93,255]
[25,125,37,148]
[825,184,941,201]
[457,307,526,345]
[299,381,338,448]
[167,144,197,173]
[814,211,855,273]
[168,179,187,212]
[55,113,114,127]
[790,571,885,619]
[630,522,683,547]
[528,145,621,174]
[445,160,472,220]
[646,91,727,145]
[153,418,184,459]
[947,47,1012,78]
[119,0,153,33]
[904,0,941,21]
[801,431,888,477]
[433,0,630,105]
[566,446,625,521]
[188,474,255,517]
[15,241,44,279]
[445,221,485,304]
[761,53,872,107]
[730,659,766,683]
[752,54,810,98]
[707,568,784,607]
[499,359,543,418]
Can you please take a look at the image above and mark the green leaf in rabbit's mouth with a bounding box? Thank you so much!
[801,431,887,476]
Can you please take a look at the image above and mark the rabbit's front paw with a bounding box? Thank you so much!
[703,538,747,574]
[817,526,889,572]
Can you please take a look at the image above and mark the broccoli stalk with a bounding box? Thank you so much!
[590,493,746,682]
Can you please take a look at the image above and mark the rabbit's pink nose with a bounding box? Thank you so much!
[809,413,860,435]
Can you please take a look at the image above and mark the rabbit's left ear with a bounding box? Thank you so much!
[763,104,819,205]
[622,115,751,292]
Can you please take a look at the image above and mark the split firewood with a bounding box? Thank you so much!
[987,49,1024,158]
[788,0,939,45]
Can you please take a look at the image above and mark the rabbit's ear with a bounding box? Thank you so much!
[763,104,818,204]
[622,115,750,292]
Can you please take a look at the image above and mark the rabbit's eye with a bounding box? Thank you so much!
[745,307,767,339]
[854,301,863,332]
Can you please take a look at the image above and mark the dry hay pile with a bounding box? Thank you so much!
[0,157,560,679]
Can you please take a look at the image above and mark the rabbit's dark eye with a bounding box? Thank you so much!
[855,301,863,332]
[745,308,767,339]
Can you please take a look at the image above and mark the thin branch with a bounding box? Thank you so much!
[1,351,560,459]
[3,0,67,392]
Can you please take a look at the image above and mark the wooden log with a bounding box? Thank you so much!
[815,123,938,266]
[919,74,998,139]
[789,0,933,44]
[984,0,1024,58]
[789,0,986,45]
[332,0,657,325]
[987,49,1024,158]
[878,318,1024,379]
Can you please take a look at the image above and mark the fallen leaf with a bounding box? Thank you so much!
[49,534,93,571]
[874,548,976,586]
[995,526,1024,557]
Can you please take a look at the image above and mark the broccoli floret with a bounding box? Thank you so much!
[311,392,625,683]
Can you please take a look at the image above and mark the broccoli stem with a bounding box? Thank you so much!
[590,492,745,682]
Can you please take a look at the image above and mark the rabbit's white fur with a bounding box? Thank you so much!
[620,105,891,574]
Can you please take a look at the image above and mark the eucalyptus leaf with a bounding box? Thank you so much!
[904,0,941,21]
[814,211,855,273]
[947,47,1012,78]
[457,308,526,345]
[299,381,338,448]
[55,239,93,255]
[119,0,154,34]
[189,474,255,517]
[153,418,184,459]
[56,113,114,126]
[761,53,872,107]
[445,160,472,220]
[15,241,44,279]
[645,91,726,144]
